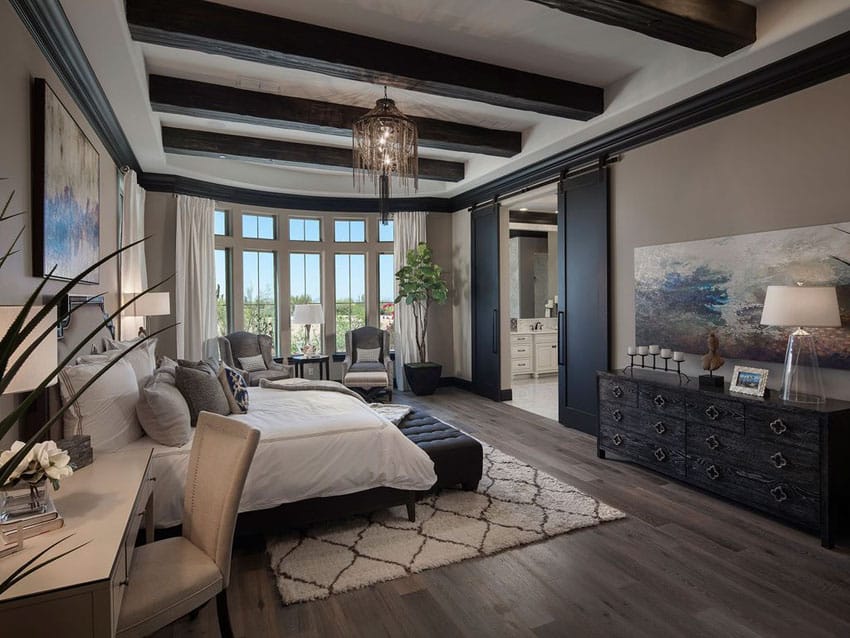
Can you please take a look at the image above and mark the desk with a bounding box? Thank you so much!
[0,447,154,637]
[284,354,330,380]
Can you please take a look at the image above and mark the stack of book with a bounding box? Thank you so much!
[1,491,64,544]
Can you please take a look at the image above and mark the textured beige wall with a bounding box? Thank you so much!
[143,191,178,358]
[451,209,472,380]
[612,73,850,399]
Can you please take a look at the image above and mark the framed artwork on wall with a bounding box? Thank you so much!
[31,78,100,283]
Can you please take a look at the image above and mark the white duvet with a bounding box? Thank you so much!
[122,387,437,527]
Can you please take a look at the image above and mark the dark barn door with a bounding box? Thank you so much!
[471,203,501,401]
[558,167,610,433]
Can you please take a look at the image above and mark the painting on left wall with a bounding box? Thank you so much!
[31,78,100,283]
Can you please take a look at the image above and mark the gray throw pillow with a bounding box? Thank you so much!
[178,357,220,377]
[136,372,192,446]
[238,354,267,372]
[356,347,381,363]
[175,365,230,426]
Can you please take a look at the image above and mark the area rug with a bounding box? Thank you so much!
[266,442,625,605]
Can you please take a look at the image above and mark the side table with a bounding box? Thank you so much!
[276,354,331,380]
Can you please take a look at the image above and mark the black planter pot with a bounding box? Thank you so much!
[404,362,442,396]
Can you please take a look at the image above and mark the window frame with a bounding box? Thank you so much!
[334,218,367,243]
[241,212,277,240]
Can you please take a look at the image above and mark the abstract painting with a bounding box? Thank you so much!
[635,222,850,369]
[32,78,100,283]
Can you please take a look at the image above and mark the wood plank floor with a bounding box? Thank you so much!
[152,387,850,637]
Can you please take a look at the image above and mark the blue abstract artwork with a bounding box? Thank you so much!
[635,222,850,369]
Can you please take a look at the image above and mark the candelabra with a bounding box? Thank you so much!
[625,345,690,383]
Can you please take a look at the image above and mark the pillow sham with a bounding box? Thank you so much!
[59,358,142,452]
[218,365,249,414]
[77,338,157,387]
[238,354,267,372]
[356,347,381,363]
[136,371,191,447]
[175,365,230,426]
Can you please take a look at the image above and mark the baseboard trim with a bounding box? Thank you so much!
[499,389,513,402]
[438,376,472,391]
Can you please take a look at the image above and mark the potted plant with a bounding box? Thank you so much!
[394,242,448,395]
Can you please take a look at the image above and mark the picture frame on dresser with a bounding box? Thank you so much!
[729,365,769,397]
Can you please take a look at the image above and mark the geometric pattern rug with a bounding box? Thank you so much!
[267,442,625,605]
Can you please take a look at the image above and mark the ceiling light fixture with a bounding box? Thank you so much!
[352,86,418,224]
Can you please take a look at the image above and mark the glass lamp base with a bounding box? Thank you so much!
[780,328,825,404]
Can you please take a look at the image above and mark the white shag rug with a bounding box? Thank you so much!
[266,441,625,605]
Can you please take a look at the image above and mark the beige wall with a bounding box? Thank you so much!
[612,72,850,399]
[0,1,119,447]
[144,191,178,358]
[452,209,472,380]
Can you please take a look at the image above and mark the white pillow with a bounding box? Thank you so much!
[136,372,191,447]
[356,347,381,363]
[77,338,157,387]
[59,358,142,452]
[239,354,267,372]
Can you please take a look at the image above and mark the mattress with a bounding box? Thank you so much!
[122,387,437,527]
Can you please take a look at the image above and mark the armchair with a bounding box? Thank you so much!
[217,331,293,386]
[342,326,392,402]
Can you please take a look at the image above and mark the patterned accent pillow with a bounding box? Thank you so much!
[356,347,381,363]
[239,353,267,372]
[218,365,249,414]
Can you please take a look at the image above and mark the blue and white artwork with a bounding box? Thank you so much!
[634,222,850,369]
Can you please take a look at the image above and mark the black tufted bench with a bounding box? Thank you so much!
[397,409,483,492]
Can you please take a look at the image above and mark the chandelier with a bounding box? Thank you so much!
[352,87,418,224]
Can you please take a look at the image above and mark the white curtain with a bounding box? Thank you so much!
[120,169,147,339]
[175,195,217,360]
[393,211,427,391]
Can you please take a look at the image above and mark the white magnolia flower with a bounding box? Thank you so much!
[1,440,73,487]
[0,441,35,483]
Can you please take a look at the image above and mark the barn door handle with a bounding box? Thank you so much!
[557,311,565,366]
[492,309,498,354]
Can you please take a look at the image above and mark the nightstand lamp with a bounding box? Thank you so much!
[126,292,170,338]
[760,284,841,404]
[292,303,324,354]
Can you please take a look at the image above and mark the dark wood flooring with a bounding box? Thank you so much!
[152,387,850,637]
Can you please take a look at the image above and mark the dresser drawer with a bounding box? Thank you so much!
[598,376,638,407]
[747,405,820,452]
[511,345,532,357]
[639,413,686,447]
[598,403,641,432]
[639,384,685,418]
[686,394,745,433]
[535,333,557,345]
[511,357,532,373]
[599,423,686,479]
[511,334,532,345]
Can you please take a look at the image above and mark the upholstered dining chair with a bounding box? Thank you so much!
[116,413,260,638]
[218,330,293,386]
[342,326,393,401]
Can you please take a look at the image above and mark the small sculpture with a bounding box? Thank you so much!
[699,331,725,388]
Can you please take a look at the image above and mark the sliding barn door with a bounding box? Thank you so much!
[471,203,501,401]
[558,167,610,433]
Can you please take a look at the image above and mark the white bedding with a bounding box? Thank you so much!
[122,387,437,527]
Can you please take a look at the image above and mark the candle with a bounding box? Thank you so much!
[649,345,661,355]
[673,351,685,362]
[661,348,672,358]
[627,346,636,355]
[637,346,649,355]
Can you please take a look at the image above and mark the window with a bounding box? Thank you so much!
[378,220,394,242]
[289,218,321,242]
[242,213,276,239]
[243,250,278,347]
[335,253,366,351]
[214,249,231,336]
[214,210,229,236]
[378,253,395,344]
[334,219,366,242]
[290,253,322,353]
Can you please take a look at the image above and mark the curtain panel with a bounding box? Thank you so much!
[393,211,428,391]
[119,169,147,339]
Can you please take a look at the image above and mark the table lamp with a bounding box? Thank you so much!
[760,284,841,403]
[126,292,171,338]
[292,304,323,354]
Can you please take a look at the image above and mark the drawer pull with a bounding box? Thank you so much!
[706,464,720,480]
[705,434,720,450]
[705,405,721,421]
[612,385,624,399]
[770,452,788,469]
[653,394,667,408]
[612,409,623,422]
[654,447,667,462]
[771,485,788,503]
[612,433,623,446]
[769,419,787,435]
[654,422,666,435]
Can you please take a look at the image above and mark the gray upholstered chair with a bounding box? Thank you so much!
[217,331,293,386]
[116,413,260,638]
[342,326,393,401]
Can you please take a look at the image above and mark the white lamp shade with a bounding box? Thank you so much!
[760,286,841,327]
[0,306,58,395]
[292,303,324,325]
[126,292,171,317]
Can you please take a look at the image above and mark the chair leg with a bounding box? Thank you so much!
[216,589,234,638]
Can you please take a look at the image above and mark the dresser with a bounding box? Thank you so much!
[510,332,558,377]
[0,447,155,637]
[597,370,850,547]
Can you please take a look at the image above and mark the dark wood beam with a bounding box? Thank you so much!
[161,127,465,182]
[509,210,558,224]
[126,0,603,120]
[149,75,521,157]
[527,0,756,56]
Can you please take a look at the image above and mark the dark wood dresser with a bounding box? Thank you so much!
[597,369,850,547]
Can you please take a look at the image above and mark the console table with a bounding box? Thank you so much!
[597,369,850,547]
[0,447,154,637]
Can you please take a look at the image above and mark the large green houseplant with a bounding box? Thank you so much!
[394,242,448,395]
[0,182,173,594]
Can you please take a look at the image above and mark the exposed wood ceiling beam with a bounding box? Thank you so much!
[161,127,465,182]
[526,0,756,56]
[509,210,558,224]
[149,76,522,158]
[126,0,603,120]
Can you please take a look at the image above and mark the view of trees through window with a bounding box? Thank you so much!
[335,253,366,351]
[379,253,395,344]
[214,248,230,336]
[243,250,277,346]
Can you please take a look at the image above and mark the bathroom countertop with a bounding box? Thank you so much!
[511,329,558,335]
